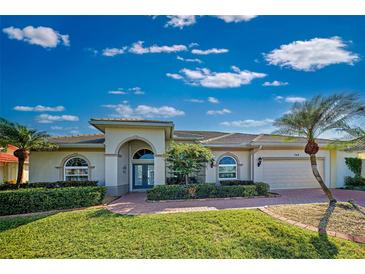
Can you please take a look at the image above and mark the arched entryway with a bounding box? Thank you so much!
[132,148,154,189]
[117,139,156,192]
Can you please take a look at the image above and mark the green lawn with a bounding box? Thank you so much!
[0,208,364,258]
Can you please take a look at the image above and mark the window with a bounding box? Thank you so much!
[133,149,154,160]
[218,156,237,180]
[64,157,89,181]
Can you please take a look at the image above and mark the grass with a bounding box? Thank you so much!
[268,203,365,237]
[0,208,364,258]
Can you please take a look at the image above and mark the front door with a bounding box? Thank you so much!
[133,164,154,189]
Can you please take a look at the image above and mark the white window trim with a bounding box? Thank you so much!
[218,156,237,180]
[64,157,89,181]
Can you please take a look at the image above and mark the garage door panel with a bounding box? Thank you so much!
[263,159,324,189]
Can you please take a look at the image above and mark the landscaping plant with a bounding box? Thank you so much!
[274,93,365,203]
[165,142,213,185]
[0,118,57,188]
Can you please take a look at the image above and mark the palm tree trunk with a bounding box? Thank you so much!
[185,174,189,185]
[16,158,24,188]
[310,154,336,202]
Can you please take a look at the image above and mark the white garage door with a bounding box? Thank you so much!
[262,159,324,189]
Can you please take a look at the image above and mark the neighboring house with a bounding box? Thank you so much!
[0,145,29,183]
[29,118,356,195]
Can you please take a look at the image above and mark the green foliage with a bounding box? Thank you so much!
[220,180,254,186]
[0,208,364,258]
[146,183,270,201]
[0,180,98,191]
[165,142,213,183]
[274,93,365,141]
[0,118,57,151]
[0,186,106,215]
[344,175,365,187]
[345,157,362,176]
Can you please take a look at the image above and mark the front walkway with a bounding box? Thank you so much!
[107,188,365,215]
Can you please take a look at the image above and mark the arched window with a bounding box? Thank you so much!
[218,156,237,180]
[133,149,154,160]
[64,157,89,181]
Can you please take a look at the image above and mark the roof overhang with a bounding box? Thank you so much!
[89,119,174,139]
[56,143,105,149]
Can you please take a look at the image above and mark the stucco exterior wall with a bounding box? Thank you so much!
[29,149,105,183]
[335,151,356,187]
[206,149,251,183]
[253,148,331,186]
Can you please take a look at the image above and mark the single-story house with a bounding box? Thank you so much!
[0,144,29,183]
[29,118,356,195]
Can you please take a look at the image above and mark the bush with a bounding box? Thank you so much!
[0,186,106,216]
[0,181,98,191]
[220,180,254,186]
[344,175,365,187]
[147,182,270,201]
[345,157,362,176]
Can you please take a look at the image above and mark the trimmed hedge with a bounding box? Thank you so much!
[0,186,106,216]
[219,180,254,186]
[344,175,365,187]
[0,181,98,191]
[147,183,270,201]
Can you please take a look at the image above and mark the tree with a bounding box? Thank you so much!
[165,142,213,185]
[274,93,365,203]
[0,118,58,188]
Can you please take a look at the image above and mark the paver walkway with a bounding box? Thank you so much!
[107,188,365,215]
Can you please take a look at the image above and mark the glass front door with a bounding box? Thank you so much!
[133,164,154,189]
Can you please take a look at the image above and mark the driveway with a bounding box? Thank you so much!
[107,188,365,215]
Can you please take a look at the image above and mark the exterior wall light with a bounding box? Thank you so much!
[257,157,263,167]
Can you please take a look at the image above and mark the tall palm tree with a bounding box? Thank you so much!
[0,118,57,188]
[274,94,365,203]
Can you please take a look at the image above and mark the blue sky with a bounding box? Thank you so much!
[1,15,364,136]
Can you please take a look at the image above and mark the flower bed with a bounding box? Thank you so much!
[147,182,270,201]
[0,186,106,216]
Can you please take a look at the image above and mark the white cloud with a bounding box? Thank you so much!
[213,15,257,23]
[168,66,266,88]
[108,90,127,95]
[207,97,219,104]
[188,42,199,48]
[166,73,183,80]
[3,26,69,48]
[103,103,185,118]
[177,56,202,64]
[275,96,307,103]
[186,99,205,103]
[207,108,231,115]
[129,41,187,54]
[14,105,65,112]
[102,47,126,57]
[36,114,79,123]
[128,87,145,95]
[163,16,256,29]
[264,37,359,71]
[221,118,274,128]
[191,48,228,55]
[262,80,289,87]
[165,16,197,29]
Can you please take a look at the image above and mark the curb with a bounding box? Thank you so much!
[259,207,365,244]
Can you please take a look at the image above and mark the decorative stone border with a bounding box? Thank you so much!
[260,206,365,244]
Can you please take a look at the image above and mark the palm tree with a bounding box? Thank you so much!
[274,93,365,203]
[0,118,57,188]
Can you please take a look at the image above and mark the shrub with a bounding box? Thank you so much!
[220,180,254,186]
[255,182,271,195]
[344,175,365,187]
[0,186,106,216]
[0,181,98,191]
[345,157,362,176]
[147,182,270,201]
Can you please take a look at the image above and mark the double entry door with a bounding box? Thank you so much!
[132,164,154,189]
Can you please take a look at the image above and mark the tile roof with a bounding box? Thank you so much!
[173,130,227,140]
[49,134,105,144]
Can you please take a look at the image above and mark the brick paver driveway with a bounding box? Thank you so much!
[107,188,365,215]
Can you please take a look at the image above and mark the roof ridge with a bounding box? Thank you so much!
[201,132,235,143]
